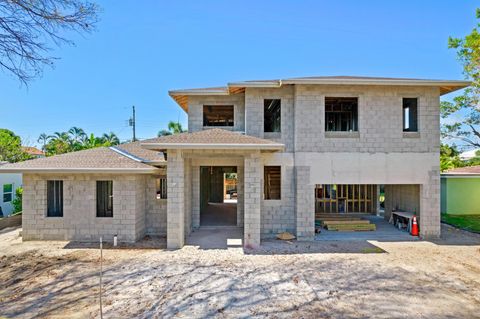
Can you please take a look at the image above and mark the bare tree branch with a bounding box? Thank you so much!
[0,0,99,85]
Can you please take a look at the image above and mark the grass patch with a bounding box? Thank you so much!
[361,247,385,254]
[442,214,480,233]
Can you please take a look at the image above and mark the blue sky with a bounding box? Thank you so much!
[0,0,476,146]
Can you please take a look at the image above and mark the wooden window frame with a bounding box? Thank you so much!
[203,105,234,127]
[264,166,281,200]
[325,97,359,132]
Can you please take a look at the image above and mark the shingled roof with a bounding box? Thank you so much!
[0,143,163,173]
[141,129,284,151]
[442,165,480,176]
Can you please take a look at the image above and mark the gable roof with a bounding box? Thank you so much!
[0,142,164,174]
[169,75,471,111]
[141,129,284,151]
[22,146,44,156]
[442,165,480,176]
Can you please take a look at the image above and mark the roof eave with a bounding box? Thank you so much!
[0,168,161,174]
[227,81,281,88]
[141,142,285,151]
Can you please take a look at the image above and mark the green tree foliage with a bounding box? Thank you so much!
[0,129,31,163]
[12,187,23,214]
[158,121,186,137]
[41,127,120,156]
[440,144,463,172]
[442,8,480,148]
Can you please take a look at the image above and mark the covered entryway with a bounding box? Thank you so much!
[200,166,237,226]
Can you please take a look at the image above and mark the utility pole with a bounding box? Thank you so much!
[129,105,136,142]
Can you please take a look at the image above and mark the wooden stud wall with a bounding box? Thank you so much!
[315,184,377,214]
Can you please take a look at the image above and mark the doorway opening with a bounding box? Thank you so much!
[200,166,237,226]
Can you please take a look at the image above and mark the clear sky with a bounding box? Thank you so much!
[0,0,476,147]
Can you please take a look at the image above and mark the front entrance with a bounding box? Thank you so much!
[200,166,237,226]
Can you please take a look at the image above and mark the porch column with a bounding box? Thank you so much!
[244,152,261,248]
[167,150,185,249]
[295,166,315,240]
[420,169,441,238]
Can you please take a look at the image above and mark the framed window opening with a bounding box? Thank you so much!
[325,97,358,132]
[97,181,113,217]
[403,98,418,132]
[3,184,13,203]
[203,105,234,127]
[264,166,281,200]
[47,180,63,217]
[264,99,281,132]
[156,177,167,199]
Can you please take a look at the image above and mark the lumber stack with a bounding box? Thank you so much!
[316,214,376,232]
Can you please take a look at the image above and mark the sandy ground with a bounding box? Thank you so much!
[1,225,479,319]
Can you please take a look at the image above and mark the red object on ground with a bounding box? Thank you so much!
[411,215,419,236]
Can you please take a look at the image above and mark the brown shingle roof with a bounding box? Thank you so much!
[22,146,44,156]
[443,165,480,175]
[0,146,160,173]
[141,129,284,151]
[114,140,166,163]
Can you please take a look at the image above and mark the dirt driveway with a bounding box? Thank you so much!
[1,225,479,319]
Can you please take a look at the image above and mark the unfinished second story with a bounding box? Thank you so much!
[169,76,469,154]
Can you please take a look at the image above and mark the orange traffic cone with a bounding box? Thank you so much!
[411,215,419,236]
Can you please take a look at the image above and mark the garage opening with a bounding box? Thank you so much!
[315,184,420,240]
[200,166,237,226]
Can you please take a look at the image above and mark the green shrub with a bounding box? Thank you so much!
[12,187,22,213]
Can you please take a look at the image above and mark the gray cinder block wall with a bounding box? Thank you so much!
[22,173,156,242]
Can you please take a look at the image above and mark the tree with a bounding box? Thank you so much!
[168,121,185,134]
[0,128,31,162]
[37,133,52,151]
[440,144,463,172]
[12,187,23,214]
[157,121,185,137]
[0,0,99,84]
[441,8,480,148]
[102,132,120,146]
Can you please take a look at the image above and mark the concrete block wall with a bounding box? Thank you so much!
[184,159,192,237]
[295,166,315,240]
[167,150,185,249]
[145,175,167,236]
[22,173,149,242]
[244,152,261,248]
[245,86,295,152]
[293,85,440,153]
[191,166,200,228]
[420,169,441,238]
[384,184,420,221]
[261,165,296,237]
[188,95,245,132]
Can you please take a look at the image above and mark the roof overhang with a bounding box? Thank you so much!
[0,168,161,174]
[169,77,471,111]
[141,142,285,151]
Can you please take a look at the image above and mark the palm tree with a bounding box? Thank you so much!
[53,131,70,143]
[37,133,52,151]
[167,121,185,134]
[68,127,87,144]
[102,132,120,146]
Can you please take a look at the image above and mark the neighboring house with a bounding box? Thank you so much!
[0,162,22,216]
[459,149,480,161]
[441,166,480,215]
[0,76,469,248]
[22,146,45,159]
